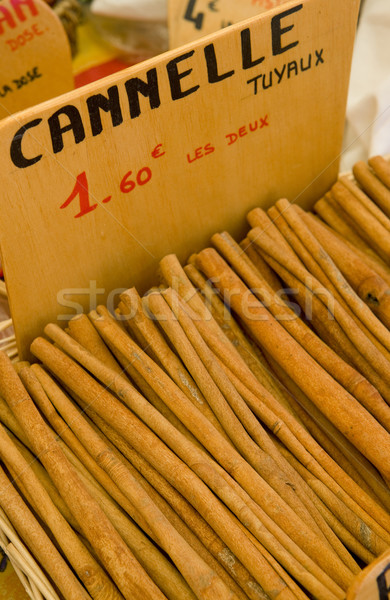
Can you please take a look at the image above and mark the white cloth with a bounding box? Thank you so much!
[91,0,167,23]
[341,0,390,170]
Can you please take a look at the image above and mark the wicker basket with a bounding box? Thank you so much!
[0,506,59,600]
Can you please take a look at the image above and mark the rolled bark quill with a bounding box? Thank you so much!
[25,367,235,600]
[0,352,167,600]
[159,287,361,573]
[246,226,390,402]
[74,401,275,600]
[239,237,284,293]
[159,253,269,380]
[146,288,326,537]
[263,363,390,510]
[23,365,152,532]
[67,311,203,451]
[246,224,390,392]
[272,199,390,357]
[4,427,80,531]
[262,352,390,538]
[162,254,291,418]
[369,156,390,187]
[31,335,300,600]
[313,194,375,255]
[267,207,345,307]
[267,205,390,397]
[340,176,390,235]
[354,159,390,218]
[88,413,317,600]
[183,262,242,333]
[68,314,127,376]
[331,181,390,262]
[183,260,285,392]
[0,418,123,600]
[45,319,353,597]
[308,218,390,288]
[168,262,390,535]
[295,208,390,330]
[119,288,225,437]
[0,464,90,600]
[273,444,379,565]
[215,347,390,546]
[195,248,390,481]
[211,230,390,432]
[87,310,355,591]
[208,338,390,555]
[65,447,199,600]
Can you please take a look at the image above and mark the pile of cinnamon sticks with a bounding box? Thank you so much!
[0,155,389,600]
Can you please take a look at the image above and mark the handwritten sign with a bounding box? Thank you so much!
[0,0,73,120]
[0,0,360,358]
[168,0,292,48]
[347,550,390,600]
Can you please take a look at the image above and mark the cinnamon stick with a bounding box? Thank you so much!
[0,352,166,600]
[196,248,390,481]
[0,464,90,600]
[354,160,390,218]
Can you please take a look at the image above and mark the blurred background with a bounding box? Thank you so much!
[341,0,390,170]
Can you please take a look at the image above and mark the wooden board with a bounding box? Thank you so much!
[169,0,291,49]
[0,0,360,359]
[347,550,390,600]
[0,0,73,120]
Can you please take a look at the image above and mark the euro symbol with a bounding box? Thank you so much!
[151,144,165,158]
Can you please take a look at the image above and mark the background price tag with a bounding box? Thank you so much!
[168,0,291,48]
[0,0,73,121]
[0,0,360,358]
[347,550,390,600]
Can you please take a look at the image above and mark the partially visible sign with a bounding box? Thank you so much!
[168,0,291,48]
[347,551,390,600]
[0,0,360,358]
[0,0,73,120]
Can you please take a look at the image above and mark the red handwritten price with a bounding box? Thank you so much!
[60,144,165,218]
[61,166,153,219]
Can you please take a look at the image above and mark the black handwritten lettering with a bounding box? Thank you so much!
[10,119,42,167]
[167,51,200,100]
[300,54,311,71]
[262,72,272,89]
[247,51,318,95]
[315,49,324,65]
[48,106,85,154]
[0,84,12,97]
[274,65,285,83]
[184,0,204,30]
[125,69,160,119]
[8,10,309,167]
[205,43,234,83]
[377,563,390,600]
[87,86,123,136]
[241,28,265,70]
[287,60,298,78]
[247,74,262,95]
[271,5,303,55]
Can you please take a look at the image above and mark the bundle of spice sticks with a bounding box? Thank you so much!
[0,155,390,600]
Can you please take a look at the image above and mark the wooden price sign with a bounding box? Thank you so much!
[0,0,360,359]
[347,550,390,600]
[168,0,291,49]
[0,0,73,120]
